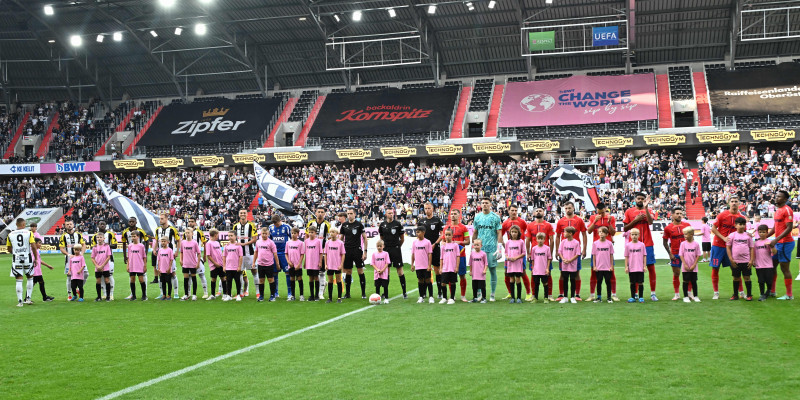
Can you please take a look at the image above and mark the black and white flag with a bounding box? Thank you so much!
[253,162,299,215]
[544,164,599,212]
[94,174,161,237]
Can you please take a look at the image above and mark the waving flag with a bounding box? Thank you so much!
[253,162,299,215]
[93,174,161,237]
[544,164,599,212]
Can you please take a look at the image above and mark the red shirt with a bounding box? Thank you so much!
[526,220,554,243]
[712,210,740,248]
[443,223,469,257]
[774,205,795,244]
[502,218,528,239]
[662,221,691,254]
[556,215,587,244]
[623,207,656,247]
[588,214,616,242]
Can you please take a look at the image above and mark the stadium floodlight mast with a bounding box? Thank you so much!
[488,0,496,8]
[194,23,207,35]
[43,4,54,15]
[428,4,437,14]
[69,35,82,47]
[113,31,122,41]
[333,14,341,22]
[388,8,396,18]
[174,27,183,35]
[149,30,158,37]
[96,34,104,43]
[352,10,362,21]
[466,2,475,11]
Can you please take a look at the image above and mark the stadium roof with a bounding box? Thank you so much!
[1,0,799,104]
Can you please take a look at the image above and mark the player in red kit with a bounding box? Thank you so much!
[769,190,795,300]
[502,204,531,300]
[662,208,691,301]
[526,207,554,300]
[623,193,658,301]
[587,202,618,301]
[555,202,587,301]
[710,196,743,299]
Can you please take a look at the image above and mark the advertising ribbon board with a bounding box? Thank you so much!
[529,31,556,51]
[592,26,619,46]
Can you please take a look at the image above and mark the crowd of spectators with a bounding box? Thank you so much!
[0,109,21,158]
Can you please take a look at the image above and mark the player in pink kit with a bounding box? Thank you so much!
[504,226,526,304]
[31,238,55,302]
[624,229,647,303]
[754,225,777,301]
[726,217,755,301]
[157,237,176,300]
[126,232,148,301]
[286,228,306,301]
[68,244,86,302]
[591,227,614,303]
[700,216,712,262]
[371,240,391,303]
[223,231,244,301]
[204,229,225,300]
[254,227,279,302]
[678,226,701,303]
[324,229,345,303]
[303,226,323,302]
[558,226,581,304]
[91,234,112,302]
[623,193,658,301]
[529,233,551,303]
[411,226,434,304]
[469,239,488,303]
[439,229,461,305]
[179,228,202,301]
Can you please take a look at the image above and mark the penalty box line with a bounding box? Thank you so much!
[96,289,418,400]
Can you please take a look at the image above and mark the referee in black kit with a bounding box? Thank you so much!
[417,202,444,298]
[379,208,407,298]
[340,208,367,299]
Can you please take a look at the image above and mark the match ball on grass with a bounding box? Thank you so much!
[369,294,382,304]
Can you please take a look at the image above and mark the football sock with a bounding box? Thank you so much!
[327,282,333,300]
[270,281,277,298]
[630,283,636,298]
[291,278,297,298]
[191,276,197,295]
[785,278,793,297]
[359,273,366,296]
[109,276,115,297]
[16,280,23,302]
[449,282,456,300]
[733,281,739,297]
[435,274,443,296]
[26,278,33,299]
[184,278,190,296]
[711,268,720,292]
[489,267,497,295]
[472,281,478,298]
[427,282,434,298]
[772,268,778,292]
[516,282,522,299]
[345,274,352,296]
[521,273,531,295]
[589,269,597,296]
[682,281,689,298]
[673,275,680,294]
[547,275,553,297]
[258,283,265,298]
[337,282,342,299]
[199,272,208,294]
[460,276,467,296]
[504,276,511,294]
[252,271,260,296]
[558,276,565,297]
[647,264,656,292]
[96,283,102,299]
[286,274,292,296]
[382,282,388,298]
[130,282,136,298]
[399,275,407,295]
[745,280,752,297]
[575,278,582,296]
[610,270,617,294]
[140,282,146,298]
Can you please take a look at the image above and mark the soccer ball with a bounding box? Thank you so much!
[520,93,556,112]
[369,294,382,304]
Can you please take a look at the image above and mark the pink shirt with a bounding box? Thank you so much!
[205,240,223,268]
[371,251,390,280]
[530,245,551,276]
[33,253,42,277]
[700,224,711,242]
[69,255,85,279]
[412,239,433,270]
[591,240,614,271]
[558,238,581,272]
[303,238,322,270]
[91,244,112,271]
[157,247,175,274]
[469,250,487,280]
[504,239,525,273]
[224,244,243,271]
[286,239,304,267]
[754,239,774,269]
[325,240,345,271]
[255,239,277,266]
[678,240,701,272]
[727,231,753,264]
[180,240,200,269]
[440,242,460,273]
[127,243,146,273]
[624,241,646,273]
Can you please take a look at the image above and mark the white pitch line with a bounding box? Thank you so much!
[96,289,418,400]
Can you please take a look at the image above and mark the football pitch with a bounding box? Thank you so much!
[2,254,800,400]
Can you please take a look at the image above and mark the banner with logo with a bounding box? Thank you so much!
[528,31,555,51]
[499,74,657,127]
[308,87,459,138]
[40,162,101,174]
[592,26,619,46]
[0,208,62,243]
[137,98,282,146]
[706,62,800,116]
[0,164,40,175]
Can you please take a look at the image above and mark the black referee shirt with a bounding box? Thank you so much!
[340,220,365,250]
[379,220,404,248]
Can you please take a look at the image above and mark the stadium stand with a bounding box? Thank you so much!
[468,79,494,112]
[668,66,694,100]
[288,90,319,123]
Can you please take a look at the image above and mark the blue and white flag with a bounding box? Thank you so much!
[253,162,299,215]
[544,164,599,212]
[93,174,161,237]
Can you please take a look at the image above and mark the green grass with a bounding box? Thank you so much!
[2,254,800,399]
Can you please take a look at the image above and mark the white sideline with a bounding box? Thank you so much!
[96,289,417,400]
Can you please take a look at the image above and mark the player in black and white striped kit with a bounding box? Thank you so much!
[7,218,36,307]
[59,220,86,301]
[306,207,332,299]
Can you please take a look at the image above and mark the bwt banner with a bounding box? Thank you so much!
[40,162,101,174]
[308,87,460,138]
[499,74,658,127]
[592,26,619,46]
[138,98,282,146]
[706,62,800,116]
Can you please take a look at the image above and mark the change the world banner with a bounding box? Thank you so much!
[308,87,459,138]
[706,62,800,116]
[499,74,657,127]
[138,98,282,146]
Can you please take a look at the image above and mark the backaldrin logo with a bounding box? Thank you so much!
[172,107,246,137]
[336,105,432,122]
